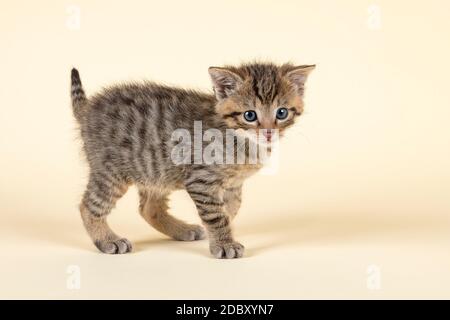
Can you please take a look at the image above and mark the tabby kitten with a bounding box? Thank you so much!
[71,62,314,259]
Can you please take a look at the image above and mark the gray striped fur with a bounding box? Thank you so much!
[70,62,314,258]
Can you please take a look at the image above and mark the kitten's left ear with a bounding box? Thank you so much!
[284,65,315,95]
[208,67,243,100]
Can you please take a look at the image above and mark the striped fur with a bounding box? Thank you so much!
[70,68,87,121]
[70,62,314,258]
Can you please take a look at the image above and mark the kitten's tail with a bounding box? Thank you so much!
[70,68,88,122]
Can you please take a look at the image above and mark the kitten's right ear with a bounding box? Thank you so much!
[208,67,243,100]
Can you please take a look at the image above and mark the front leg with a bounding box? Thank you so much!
[186,183,244,259]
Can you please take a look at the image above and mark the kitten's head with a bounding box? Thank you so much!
[209,62,315,142]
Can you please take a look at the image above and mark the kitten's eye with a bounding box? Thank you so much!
[243,110,257,122]
[276,107,289,120]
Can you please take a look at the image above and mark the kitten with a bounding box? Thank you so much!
[70,62,314,258]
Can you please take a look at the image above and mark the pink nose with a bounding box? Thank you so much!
[262,129,273,142]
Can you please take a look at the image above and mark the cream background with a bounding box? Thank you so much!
[1,0,450,299]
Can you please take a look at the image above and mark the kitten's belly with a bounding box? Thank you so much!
[133,159,186,189]
[221,164,262,188]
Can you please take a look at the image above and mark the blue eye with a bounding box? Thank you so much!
[276,107,289,120]
[243,110,257,122]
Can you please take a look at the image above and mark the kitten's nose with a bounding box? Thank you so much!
[262,129,274,142]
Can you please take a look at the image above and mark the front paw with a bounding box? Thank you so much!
[94,238,133,254]
[210,241,245,259]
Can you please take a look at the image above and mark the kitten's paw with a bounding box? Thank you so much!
[173,224,206,241]
[94,238,133,254]
[210,241,245,259]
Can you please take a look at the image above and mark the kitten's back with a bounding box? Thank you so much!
[72,72,218,184]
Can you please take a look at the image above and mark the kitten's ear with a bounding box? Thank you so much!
[284,65,315,95]
[208,67,243,100]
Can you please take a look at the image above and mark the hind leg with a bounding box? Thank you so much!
[80,174,132,254]
[138,188,205,241]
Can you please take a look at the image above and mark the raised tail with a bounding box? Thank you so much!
[70,68,87,122]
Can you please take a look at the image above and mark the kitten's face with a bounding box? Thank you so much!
[209,63,315,142]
